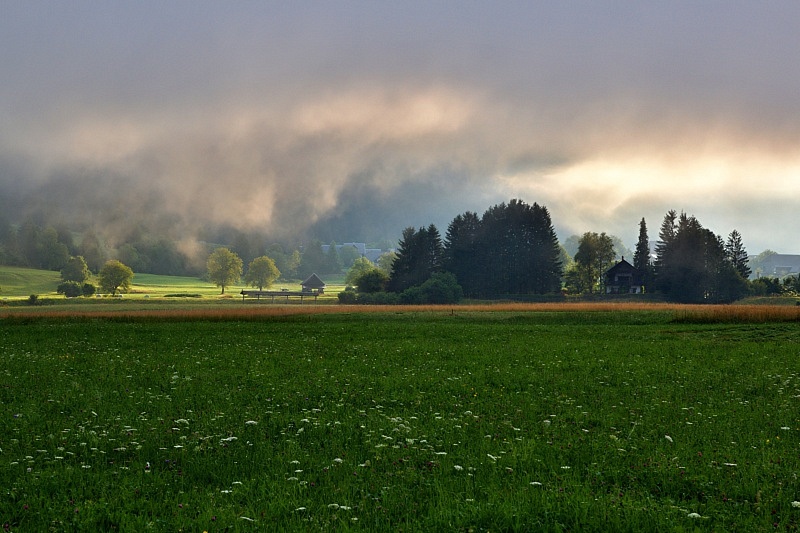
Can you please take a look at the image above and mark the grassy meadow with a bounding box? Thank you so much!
[2,308,800,531]
[0,266,347,304]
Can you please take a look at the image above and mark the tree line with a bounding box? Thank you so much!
[4,198,794,304]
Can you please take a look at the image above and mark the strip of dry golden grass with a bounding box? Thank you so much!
[2,301,798,322]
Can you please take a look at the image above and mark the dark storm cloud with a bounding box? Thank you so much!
[1,1,799,253]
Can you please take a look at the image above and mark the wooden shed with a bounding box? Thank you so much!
[301,273,326,294]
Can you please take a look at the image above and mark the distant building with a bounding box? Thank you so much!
[301,273,326,294]
[320,242,387,264]
[751,254,800,278]
[604,258,645,294]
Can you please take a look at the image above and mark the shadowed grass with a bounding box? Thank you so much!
[1,310,799,531]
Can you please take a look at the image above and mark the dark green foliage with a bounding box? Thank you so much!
[353,268,389,293]
[444,199,562,297]
[61,255,91,283]
[633,217,652,289]
[443,211,481,296]
[57,281,84,297]
[654,212,749,303]
[81,283,96,296]
[337,287,358,304]
[725,229,751,279]
[388,224,444,292]
[399,272,463,304]
[750,276,783,295]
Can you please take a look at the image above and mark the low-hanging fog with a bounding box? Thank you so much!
[2,2,800,254]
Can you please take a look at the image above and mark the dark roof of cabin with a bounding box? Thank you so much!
[301,273,326,288]
[605,258,639,275]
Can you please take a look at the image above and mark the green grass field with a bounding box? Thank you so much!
[0,266,346,303]
[2,309,800,531]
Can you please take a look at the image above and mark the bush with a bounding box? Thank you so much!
[354,269,389,293]
[82,283,96,297]
[401,272,463,304]
[57,281,84,298]
[356,291,400,305]
[337,289,358,304]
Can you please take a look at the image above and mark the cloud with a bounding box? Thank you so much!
[2,2,800,254]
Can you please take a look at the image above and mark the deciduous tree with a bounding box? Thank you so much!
[345,256,378,286]
[244,256,280,291]
[98,260,134,295]
[206,247,243,294]
[61,255,91,283]
[573,232,615,293]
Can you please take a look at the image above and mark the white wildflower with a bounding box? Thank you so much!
[792,501,800,508]
[530,481,542,486]
[687,512,701,518]
[328,504,340,510]
[487,454,498,461]
[665,435,673,443]
[333,457,343,463]
[454,465,464,471]
[245,420,258,425]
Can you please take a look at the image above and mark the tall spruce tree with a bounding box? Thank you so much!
[388,225,443,293]
[725,230,751,280]
[454,199,561,297]
[443,211,482,297]
[633,217,651,290]
[654,213,748,303]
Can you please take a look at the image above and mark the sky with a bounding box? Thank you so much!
[2,1,799,253]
